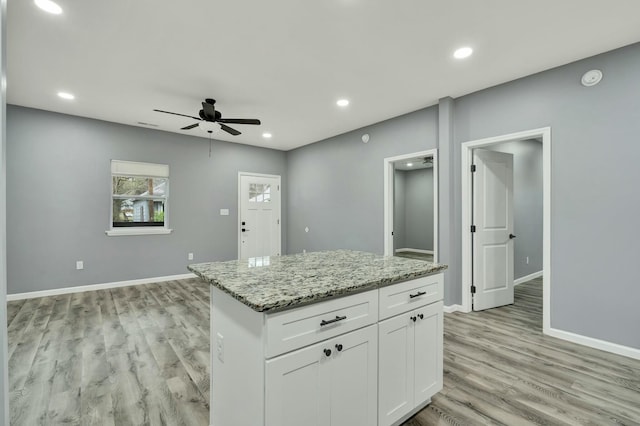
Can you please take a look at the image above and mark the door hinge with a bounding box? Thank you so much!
[277,219,280,225]
[471,285,476,294]
[391,231,394,236]
[277,185,280,191]
[471,164,477,172]
[470,225,476,233]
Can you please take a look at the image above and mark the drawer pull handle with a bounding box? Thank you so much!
[320,315,347,327]
[409,291,427,299]
[323,348,332,357]
[335,344,343,352]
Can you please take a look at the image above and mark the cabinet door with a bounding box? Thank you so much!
[328,325,378,426]
[378,313,414,426]
[265,339,331,426]
[413,301,443,406]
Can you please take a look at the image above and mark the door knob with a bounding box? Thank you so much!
[410,316,417,322]
[335,344,343,352]
[323,348,332,357]
[509,234,516,239]
[418,314,424,320]
[242,228,250,232]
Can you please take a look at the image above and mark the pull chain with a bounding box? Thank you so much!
[208,130,212,158]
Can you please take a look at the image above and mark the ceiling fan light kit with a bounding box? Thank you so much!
[154,98,261,136]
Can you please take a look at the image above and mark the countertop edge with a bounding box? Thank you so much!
[189,264,448,313]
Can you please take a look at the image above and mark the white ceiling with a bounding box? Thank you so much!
[7,1,640,151]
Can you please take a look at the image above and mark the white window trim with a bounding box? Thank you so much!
[105,227,173,237]
[107,160,172,237]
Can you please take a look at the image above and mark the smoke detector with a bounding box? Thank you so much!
[581,70,603,87]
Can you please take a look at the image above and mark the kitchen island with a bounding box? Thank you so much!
[189,250,447,426]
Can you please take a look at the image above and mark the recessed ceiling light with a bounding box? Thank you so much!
[406,163,413,167]
[35,0,63,14]
[453,47,473,59]
[262,132,272,139]
[57,91,75,100]
[336,99,349,107]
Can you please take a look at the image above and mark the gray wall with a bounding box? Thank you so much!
[6,106,287,294]
[454,43,640,349]
[486,140,543,280]
[1,0,8,420]
[404,168,434,251]
[394,168,434,251]
[393,170,406,250]
[286,107,438,254]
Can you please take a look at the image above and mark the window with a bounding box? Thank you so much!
[106,160,171,236]
[249,183,271,203]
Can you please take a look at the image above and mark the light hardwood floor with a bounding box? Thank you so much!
[7,277,640,425]
[395,251,434,262]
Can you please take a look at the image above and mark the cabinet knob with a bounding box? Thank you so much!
[323,348,332,357]
[418,314,424,320]
[411,316,417,322]
[335,344,343,352]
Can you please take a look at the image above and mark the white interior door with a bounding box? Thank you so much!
[472,149,514,311]
[239,174,281,260]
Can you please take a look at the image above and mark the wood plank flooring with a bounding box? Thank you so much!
[395,251,434,262]
[407,278,640,426]
[7,276,640,425]
[7,278,210,426]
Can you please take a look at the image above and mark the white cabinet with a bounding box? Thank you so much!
[266,325,378,426]
[378,301,443,426]
[209,272,444,426]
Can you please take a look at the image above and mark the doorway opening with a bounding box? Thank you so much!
[461,128,551,334]
[384,149,438,263]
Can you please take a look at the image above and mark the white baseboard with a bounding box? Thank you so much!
[7,273,198,301]
[546,327,640,361]
[395,248,434,255]
[444,304,463,313]
[514,270,543,286]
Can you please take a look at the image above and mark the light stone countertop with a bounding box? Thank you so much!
[188,249,447,313]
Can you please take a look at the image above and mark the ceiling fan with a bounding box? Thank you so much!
[153,98,261,136]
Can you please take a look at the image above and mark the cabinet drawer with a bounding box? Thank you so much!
[265,290,378,358]
[378,273,443,320]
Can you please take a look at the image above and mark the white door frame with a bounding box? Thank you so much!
[384,149,438,262]
[461,127,551,334]
[237,172,282,260]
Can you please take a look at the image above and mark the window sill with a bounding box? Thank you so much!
[105,228,173,237]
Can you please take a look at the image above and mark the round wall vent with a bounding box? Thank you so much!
[581,69,603,87]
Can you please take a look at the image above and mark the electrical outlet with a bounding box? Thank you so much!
[526,256,530,265]
[216,332,224,363]
[76,261,84,270]
[188,253,194,261]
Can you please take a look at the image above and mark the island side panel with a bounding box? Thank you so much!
[210,286,266,426]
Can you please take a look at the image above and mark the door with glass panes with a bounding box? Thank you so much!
[239,173,281,260]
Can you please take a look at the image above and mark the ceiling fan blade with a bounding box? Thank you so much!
[181,123,199,130]
[153,109,201,121]
[201,102,216,120]
[218,118,261,125]
[220,123,241,136]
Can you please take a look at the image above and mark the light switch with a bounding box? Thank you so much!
[220,209,229,216]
